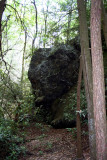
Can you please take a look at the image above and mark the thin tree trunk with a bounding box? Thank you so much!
[43,5,48,48]
[77,0,96,159]
[91,0,107,159]
[76,57,83,159]
[0,0,6,55]
[21,30,27,92]
[67,10,72,44]
[32,0,38,53]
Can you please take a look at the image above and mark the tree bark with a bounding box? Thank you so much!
[77,0,96,159]
[21,30,27,93]
[32,0,38,53]
[76,57,83,159]
[67,10,72,44]
[91,0,107,159]
[0,0,6,55]
[43,4,48,48]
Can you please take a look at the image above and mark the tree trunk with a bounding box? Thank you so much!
[0,0,6,55]
[76,57,83,159]
[77,0,96,159]
[32,0,38,53]
[21,30,27,93]
[43,4,48,48]
[101,0,107,47]
[67,10,72,44]
[91,0,107,159]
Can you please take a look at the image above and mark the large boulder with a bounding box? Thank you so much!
[28,44,80,126]
[28,45,80,106]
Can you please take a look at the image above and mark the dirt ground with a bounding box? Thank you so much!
[19,123,90,160]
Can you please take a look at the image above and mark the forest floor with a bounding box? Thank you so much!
[19,123,90,160]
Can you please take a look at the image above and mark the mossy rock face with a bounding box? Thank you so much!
[51,85,87,123]
[51,87,77,122]
[28,45,79,104]
[28,45,80,112]
[51,98,64,122]
[51,91,77,128]
[51,85,87,128]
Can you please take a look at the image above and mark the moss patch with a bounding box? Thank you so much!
[51,85,87,123]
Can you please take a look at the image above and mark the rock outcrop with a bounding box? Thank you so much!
[28,45,79,103]
[28,45,80,124]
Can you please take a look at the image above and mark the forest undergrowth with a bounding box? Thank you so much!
[18,122,90,160]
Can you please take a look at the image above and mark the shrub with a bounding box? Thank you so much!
[0,118,26,160]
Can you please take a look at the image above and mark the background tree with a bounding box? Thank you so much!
[32,0,38,53]
[91,0,107,159]
[21,30,27,93]
[42,0,49,48]
[0,0,7,54]
[76,57,83,159]
[77,0,96,159]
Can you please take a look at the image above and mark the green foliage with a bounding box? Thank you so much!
[0,68,35,125]
[82,130,88,136]
[0,70,22,119]
[0,118,26,160]
[33,106,53,123]
[45,142,53,149]
[66,127,77,138]
[38,150,43,155]
[0,71,34,159]
[35,122,44,129]
[14,91,35,124]
[62,84,87,122]
[35,123,50,132]
[37,134,47,140]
